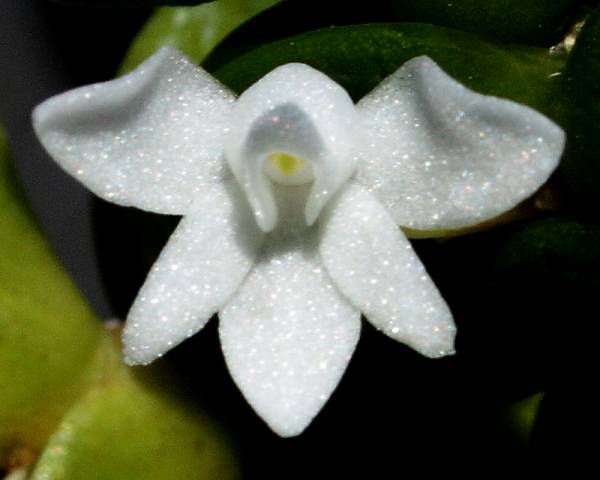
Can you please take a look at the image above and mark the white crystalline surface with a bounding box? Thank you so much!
[32,47,566,437]
[33,47,235,215]
[220,186,360,437]
[321,184,455,358]
[225,63,360,231]
[123,180,264,365]
[357,56,565,231]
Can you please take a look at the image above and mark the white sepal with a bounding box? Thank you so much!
[357,56,565,231]
[33,47,235,215]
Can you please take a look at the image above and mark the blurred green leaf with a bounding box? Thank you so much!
[0,123,102,464]
[561,5,600,210]
[30,336,239,480]
[52,1,212,6]
[529,385,593,466]
[119,0,279,75]
[1,124,238,477]
[501,392,545,445]
[211,23,565,117]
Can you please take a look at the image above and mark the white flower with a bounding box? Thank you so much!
[32,47,565,437]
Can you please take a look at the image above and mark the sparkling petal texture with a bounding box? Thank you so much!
[320,183,456,358]
[123,180,264,365]
[224,63,360,231]
[356,56,565,231]
[33,47,235,215]
[31,47,568,437]
[220,185,361,436]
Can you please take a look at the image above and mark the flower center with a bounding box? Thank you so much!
[224,64,360,231]
[264,151,314,186]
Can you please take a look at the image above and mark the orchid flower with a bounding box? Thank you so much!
[32,47,564,437]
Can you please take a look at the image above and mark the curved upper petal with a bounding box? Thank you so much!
[219,185,361,437]
[224,63,360,231]
[123,179,264,365]
[320,182,455,358]
[356,56,565,231]
[33,46,235,215]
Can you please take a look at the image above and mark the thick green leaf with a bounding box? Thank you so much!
[203,0,585,71]
[0,125,238,477]
[119,0,279,75]
[0,123,103,465]
[561,5,600,210]
[211,23,564,118]
[30,336,239,480]
[201,1,395,71]
[388,0,585,45]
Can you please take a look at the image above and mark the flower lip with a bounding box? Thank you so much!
[246,102,320,186]
[224,63,360,232]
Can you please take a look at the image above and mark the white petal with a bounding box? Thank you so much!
[320,182,455,358]
[356,56,565,231]
[219,185,361,437]
[33,46,235,215]
[123,180,264,365]
[224,63,359,231]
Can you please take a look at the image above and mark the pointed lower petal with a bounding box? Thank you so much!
[320,183,456,358]
[219,227,361,437]
[123,180,264,365]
